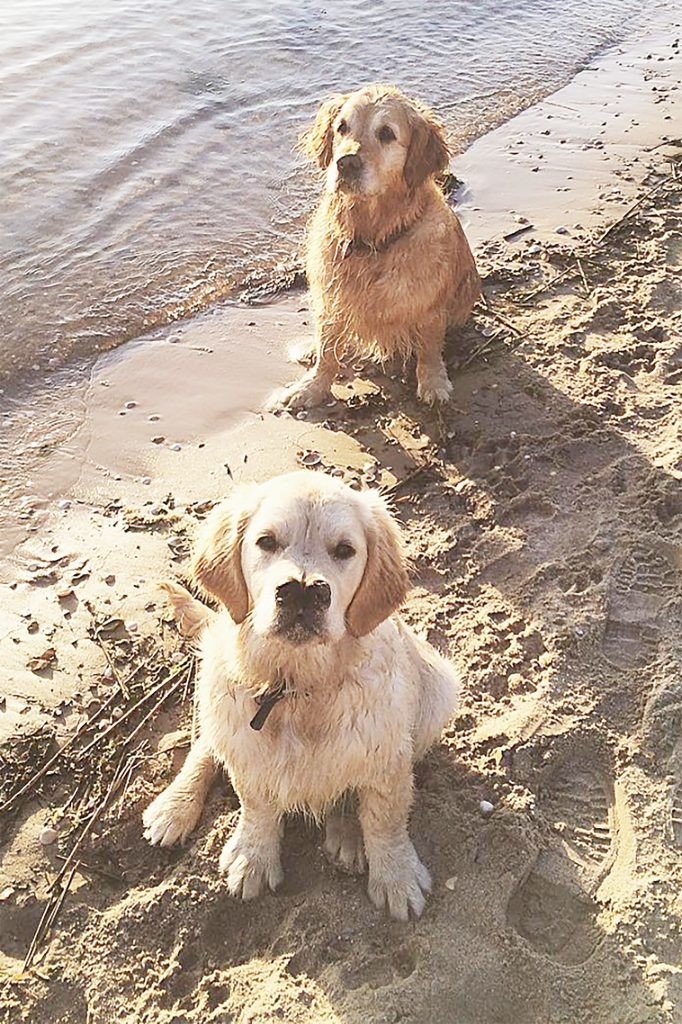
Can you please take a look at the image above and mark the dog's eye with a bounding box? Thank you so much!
[378,125,396,144]
[256,534,278,553]
[333,542,355,561]
[336,119,349,135]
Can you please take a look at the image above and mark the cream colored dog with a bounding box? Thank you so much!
[143,471,459,920]
[269,84,480,412]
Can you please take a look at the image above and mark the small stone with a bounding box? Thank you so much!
[149,504,165,516]
[126,620,139,633]
[148,414,160,422]
[40,826,58,846]
[479,800,494,817]
[0,886,15,901]
[555,226,569,235]
[151,436,165,445]
[298,451,322,467]
[169,443,182,452]
[57,499,71,510]
[445,877,457,891]
[27,621,39,634]
[105,574,116,585]
[102,665,115,682]
[141,476,152,485]
[125,401,137,409]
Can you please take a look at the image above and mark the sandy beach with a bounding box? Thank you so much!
[1,8,681,1024]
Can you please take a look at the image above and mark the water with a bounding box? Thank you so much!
[0,0,647,394]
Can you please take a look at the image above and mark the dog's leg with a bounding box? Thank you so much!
[358,772,431,921]
[323,798,367,874]
[266,324,343,412]
[415,316,452,405]
[219,788,283,899]
[143,741,217,847]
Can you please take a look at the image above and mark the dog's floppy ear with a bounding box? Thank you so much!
[404,104,449,190]
[191,488,256,623]
[346,491,409,638]
[299,93,348,169]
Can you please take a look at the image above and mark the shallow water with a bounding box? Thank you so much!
[0,0,647,392]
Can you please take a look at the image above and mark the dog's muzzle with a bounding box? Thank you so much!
[336,152,363,188]
[274,577,331,642]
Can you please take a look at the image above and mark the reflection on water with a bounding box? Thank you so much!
[0,0,645,391]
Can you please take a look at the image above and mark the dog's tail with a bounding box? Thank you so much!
[159,581,216,638]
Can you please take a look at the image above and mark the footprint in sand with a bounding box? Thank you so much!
[602,544,678,670]
[507,748,628,966]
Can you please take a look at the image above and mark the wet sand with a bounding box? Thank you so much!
[1,9,681,1024]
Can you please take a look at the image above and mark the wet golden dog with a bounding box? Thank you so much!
[269,84,480,411]
[143,471,459,920]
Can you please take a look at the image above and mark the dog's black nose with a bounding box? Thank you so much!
[337,153,362,178]
[276,579,304,609]
[306,580,331,610]
[276,579,331,611]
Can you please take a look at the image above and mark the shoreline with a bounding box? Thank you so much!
[1,8,681,1022]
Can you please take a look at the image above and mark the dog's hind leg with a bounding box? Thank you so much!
[266,322,345,412]
[412,643,461,761]
[288,337,318,366]
[143,740,217,847]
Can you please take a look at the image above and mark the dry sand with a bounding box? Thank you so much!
[1,10,681,1024]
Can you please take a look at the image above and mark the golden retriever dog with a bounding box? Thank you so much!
[143,471,459,920]
[268,84,480,412]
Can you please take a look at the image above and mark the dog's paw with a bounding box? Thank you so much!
[219,835,283,900]
[324,814,367,875]
[265,374,330,413]
[143,787,203,847]
[367,841,432,921]
[416,372,453,405]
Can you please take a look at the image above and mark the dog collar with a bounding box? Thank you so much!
[250,677,288,731]
[340,222,412,259]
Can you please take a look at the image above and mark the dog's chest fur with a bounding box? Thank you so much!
[198,620,416,815]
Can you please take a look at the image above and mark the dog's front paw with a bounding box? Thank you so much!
[367,841,432,921]
[143,787,203,847]
[219,834,283,900]
[416,371,453,405]
[265,373,330,413]
[324,813,367,875]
